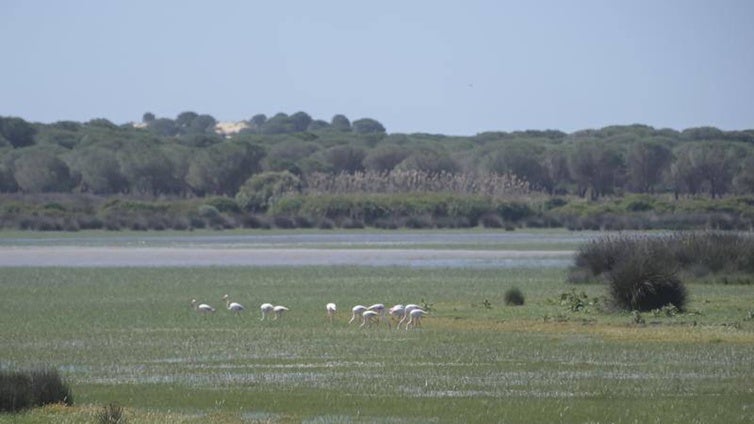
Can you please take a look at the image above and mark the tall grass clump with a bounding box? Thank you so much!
[97,403,126,424]
[0,368,72,413]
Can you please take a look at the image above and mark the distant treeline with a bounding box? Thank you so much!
[2,112,754,231]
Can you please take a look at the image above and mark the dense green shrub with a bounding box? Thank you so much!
[605,243,687,311]
[0,368,72,413]
[570,231,754,310]
[235,171,301,212]
[0,370,32,412]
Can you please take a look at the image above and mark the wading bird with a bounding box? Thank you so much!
[388,304,405,325]
[367,303,389,327]
[406,308,426,330]
[360,310,380,328]
[349,305,367,324]
[191,299,215,314]
[398,304,421,327]
[273,305,289,320]
[260,303,274,320]
[326,303,337,322]
[222,294,245,314]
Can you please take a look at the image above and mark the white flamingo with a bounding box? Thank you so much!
[367,303,389,327]
[191,299,216,314]
[388,304,405,326]
[360,310,380,328]
[405,308,426,330]
[326,303,337,322]
[260,303,274,320]
[398,304,421,327]
[222,294,245,314]
[349,305,367,324]
[273,305,289,320]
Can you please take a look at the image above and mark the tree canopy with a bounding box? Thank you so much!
[0,112,753,200]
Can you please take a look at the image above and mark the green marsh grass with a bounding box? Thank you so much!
[1,267,753,423]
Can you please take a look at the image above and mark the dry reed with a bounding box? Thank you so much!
[304,170,531,198]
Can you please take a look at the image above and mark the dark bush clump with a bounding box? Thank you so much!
[607,256,687,311]
[0,368,72,413]
[571,234,690,311]
[0,370,31,412]
[30,368,73,408]
[503,287,525,306]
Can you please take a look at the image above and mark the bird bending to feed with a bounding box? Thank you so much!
[191,299,215,314]
[349,305,367,324]
[388,304,405,325]
[398,304,421,327]
[406,308,426,329]
[360,310,380,328]
[222,294,245,313]
[367,303,389,327]
[273,305,289,320]
[326,303,337,322]
[260,303,274,320]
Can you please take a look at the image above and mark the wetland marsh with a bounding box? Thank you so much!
[0,231,752,423]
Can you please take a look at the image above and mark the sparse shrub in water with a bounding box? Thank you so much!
[503,287,525,306]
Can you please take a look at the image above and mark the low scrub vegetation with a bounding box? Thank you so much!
[0,368,72,413]
[569,231,754,311]
[2,192,754,232]
[97,403,126,424]
[503,287,525,306]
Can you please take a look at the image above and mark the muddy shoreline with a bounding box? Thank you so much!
[0,246,573,268]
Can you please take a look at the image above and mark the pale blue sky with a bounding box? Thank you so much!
[1,0,752,134]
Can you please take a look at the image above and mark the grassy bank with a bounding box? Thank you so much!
[1,266,753,423]
[2,192,754,232]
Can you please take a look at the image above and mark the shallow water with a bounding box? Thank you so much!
[0,231,588,268]
[0,246,573,268]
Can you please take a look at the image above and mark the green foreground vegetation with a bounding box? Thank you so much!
[1,266,753,423]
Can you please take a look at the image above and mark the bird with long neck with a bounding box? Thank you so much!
[260,303,274,320]
[349,305,367,324]
[272,305,289,320]
[191,299,215,314]
[326,303,337,322]
[222,294,245,314]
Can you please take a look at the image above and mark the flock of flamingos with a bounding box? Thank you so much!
[190,295,428,329]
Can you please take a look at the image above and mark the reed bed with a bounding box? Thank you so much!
[304,170,532,198]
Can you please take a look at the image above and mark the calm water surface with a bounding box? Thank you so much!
[0,231,592,268]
